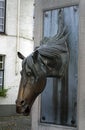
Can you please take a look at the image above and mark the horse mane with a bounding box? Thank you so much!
[34,26,69,58]
[23,26,69,82]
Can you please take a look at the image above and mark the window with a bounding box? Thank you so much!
[0,56,4,89]
[0,0,6,33]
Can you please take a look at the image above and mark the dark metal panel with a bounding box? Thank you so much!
[43,11,52,37]
[63,6,79,125]
[41,5,78,127]
[41,78,55,123]
[43,10,58,37]
[41,9,59,123]
[51,10,58,36]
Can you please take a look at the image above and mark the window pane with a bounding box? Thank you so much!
[0,0,5,32]
[0,5,4,16]
[0,56,4,69]
[0,71,3,77]
[0,25,4,32]
[0,70,4,88]
[0,71,3,86]
[0,63,3,69]
[0,56,2,61]
[0,56,3,69]
[0,77,2,85]
[0,56,4,89]
[0,18,4,24]
[0,1,4,8]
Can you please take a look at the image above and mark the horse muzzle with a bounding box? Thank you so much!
[16,100,31,116]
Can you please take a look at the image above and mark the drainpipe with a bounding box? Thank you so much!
[15,0,20,75]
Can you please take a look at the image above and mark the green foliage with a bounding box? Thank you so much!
[0,88,8,97]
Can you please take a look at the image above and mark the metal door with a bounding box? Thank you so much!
[41,6,79,127]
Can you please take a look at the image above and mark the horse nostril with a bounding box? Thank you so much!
[21,100,25,105]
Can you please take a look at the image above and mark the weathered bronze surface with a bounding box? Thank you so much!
[16,9,69,116]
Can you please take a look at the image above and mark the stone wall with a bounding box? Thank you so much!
[32,0,85,130]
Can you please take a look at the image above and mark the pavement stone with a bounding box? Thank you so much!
[0,115,31,130]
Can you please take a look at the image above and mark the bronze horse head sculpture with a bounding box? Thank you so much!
[16,27,69,116]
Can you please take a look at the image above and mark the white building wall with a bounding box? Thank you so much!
[0,0,34,104]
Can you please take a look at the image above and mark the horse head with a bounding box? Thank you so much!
[16,29,69,116]
[16,52,46,116]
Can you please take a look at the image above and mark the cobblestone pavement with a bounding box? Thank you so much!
[0,115,31,130]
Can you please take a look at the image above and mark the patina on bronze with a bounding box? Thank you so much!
[16,28,69,116]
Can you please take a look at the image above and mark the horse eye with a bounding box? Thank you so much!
[27,72,31,76]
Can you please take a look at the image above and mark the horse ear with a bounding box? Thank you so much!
[32,50,38,63]
[17,52,25,60]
